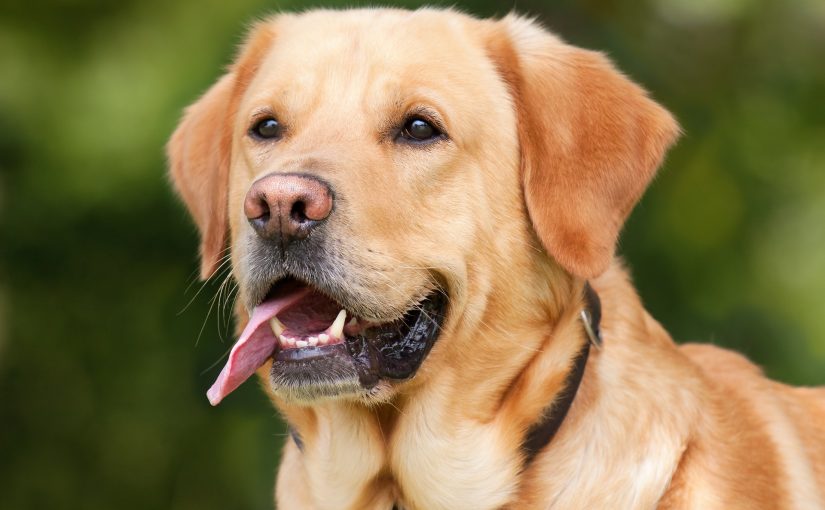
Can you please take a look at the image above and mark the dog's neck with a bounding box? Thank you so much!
[521,281,601,466]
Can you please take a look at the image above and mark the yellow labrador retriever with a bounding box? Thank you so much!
[168,8,825,509]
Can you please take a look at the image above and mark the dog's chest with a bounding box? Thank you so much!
[386,408,521,510]
[391,433,518,509]
[299,407,521,510]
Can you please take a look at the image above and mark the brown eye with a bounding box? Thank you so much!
[251,117,282,139]
[400,118,440,142]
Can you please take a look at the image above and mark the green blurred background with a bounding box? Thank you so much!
[1,0,823,508]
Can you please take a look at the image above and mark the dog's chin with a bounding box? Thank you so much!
[220,274,445,405]
[267,344,392,404]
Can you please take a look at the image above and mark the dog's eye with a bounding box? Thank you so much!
[251,117,282,140]
[400,118,441,142]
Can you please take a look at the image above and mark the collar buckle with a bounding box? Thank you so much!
[580,309,602,349]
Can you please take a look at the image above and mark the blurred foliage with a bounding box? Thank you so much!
[1,0,823,508]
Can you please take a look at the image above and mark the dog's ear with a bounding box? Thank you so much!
[486,16,680,278]
[168,73,235,279]
[167,23,275,279]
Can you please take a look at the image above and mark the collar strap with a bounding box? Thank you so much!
[520,282,601,467]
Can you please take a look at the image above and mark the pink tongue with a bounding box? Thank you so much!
[206,288,311,406]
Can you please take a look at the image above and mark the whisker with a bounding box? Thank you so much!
[181,245,231,295]
[196,276,228,347]
[177,252,233,316]
[211,269,235,338]
[220,281,239,340]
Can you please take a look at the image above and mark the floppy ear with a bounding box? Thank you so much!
[167,23,275,279]
[487,16,680,278]
[167,74,235,279]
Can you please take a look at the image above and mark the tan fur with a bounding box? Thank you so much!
[168,8,825,509]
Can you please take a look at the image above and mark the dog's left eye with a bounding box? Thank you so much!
[400,118,441,142]
[250,117,282,140]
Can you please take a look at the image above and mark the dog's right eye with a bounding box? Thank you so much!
[250,117,282,140]
[398,117,444,144]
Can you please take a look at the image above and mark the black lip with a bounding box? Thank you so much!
[350,290,446,381]
[269,289,447,398]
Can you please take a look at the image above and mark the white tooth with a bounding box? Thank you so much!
[318,333,329,344]
[269,316,286,336]
[330,309,346,338]
[279,334,289,346]
[347,317,357,328]
[308,336,318,346]
[296,340,308,348]
[287,337,296,347]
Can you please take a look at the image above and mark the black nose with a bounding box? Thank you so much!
[244,173,333,246]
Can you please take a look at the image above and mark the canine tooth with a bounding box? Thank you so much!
[308,336,318,346]
[269,316,286,336]
[330,309,346,338]
[318,333,329,344]
[296,340,308,348]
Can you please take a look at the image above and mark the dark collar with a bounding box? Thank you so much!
[520,282,602,467]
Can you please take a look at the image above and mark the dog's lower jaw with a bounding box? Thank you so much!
[266,373,396,405]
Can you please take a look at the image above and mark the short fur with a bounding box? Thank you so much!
[168,8,825,509]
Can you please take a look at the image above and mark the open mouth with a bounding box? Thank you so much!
[207,277,446,405]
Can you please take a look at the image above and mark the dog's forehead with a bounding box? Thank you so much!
[269,9,478,68]
[241,10,498,123]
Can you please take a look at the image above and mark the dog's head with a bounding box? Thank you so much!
[168,9,678,405]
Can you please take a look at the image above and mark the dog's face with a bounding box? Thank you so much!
[168,9,678,405]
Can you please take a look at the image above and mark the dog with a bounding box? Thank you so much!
[167,8,825,509]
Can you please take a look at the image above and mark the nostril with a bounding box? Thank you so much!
[255,200,271,221]
[290,200,308,224]
[245,192,272,222]
[250,199,270,228]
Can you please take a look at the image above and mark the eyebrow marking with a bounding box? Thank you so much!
[249,105,275,121]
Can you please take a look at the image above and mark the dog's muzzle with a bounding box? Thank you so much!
[207,277,446,405]
[206,172,447,404]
